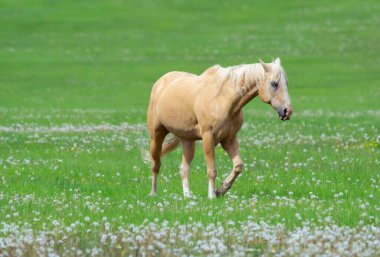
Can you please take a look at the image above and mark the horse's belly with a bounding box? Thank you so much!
[155,89,201,139]
[171,128,202,140]
[162,120,201,140]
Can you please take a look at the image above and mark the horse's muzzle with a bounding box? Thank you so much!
[279,107,292,121]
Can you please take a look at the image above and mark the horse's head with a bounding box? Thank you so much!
[259,58,292,121]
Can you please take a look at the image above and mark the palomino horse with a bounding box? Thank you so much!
[147,58,292,198]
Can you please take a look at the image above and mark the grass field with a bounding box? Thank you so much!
[1,0,380,256]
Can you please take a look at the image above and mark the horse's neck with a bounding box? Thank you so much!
[212,64,262,115]
[228,65,262,114]
[232,83,259,114]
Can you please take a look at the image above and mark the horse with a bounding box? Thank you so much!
[146,58,292,199]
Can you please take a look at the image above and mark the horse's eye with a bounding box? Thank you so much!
[271,81,278,88]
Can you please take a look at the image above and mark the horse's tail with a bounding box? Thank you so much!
[140,134,181,163]
[161,134,181,157]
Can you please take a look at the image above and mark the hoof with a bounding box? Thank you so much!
[149,192,157,197]
[215,188,225,197]
[208,192,217,199]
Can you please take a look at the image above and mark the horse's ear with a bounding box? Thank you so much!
[274,57,281,65]
[259,59,271,72]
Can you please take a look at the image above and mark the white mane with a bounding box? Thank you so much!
[217,63,265,96]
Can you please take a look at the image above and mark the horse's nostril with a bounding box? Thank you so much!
[284,108,288,116]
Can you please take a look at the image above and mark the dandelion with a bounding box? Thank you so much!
[105,222,110,231]
[100,234,107,244]
[110,235,117,246]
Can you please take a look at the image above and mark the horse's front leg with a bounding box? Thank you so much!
[216,136,243,196]
[202,131,217,199]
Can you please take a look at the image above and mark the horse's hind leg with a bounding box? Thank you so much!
[149,126,167,196]
[216,136,243,196]
[202,131,217,199]
[180,140,195,197]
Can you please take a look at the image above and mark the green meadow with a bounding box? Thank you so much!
[0,0,379,256]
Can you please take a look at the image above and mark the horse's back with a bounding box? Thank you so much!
[152,65,224,94]
[155,70,198,89]
[151,70,201,102]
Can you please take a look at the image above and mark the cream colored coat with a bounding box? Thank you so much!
[147,58,292,198]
